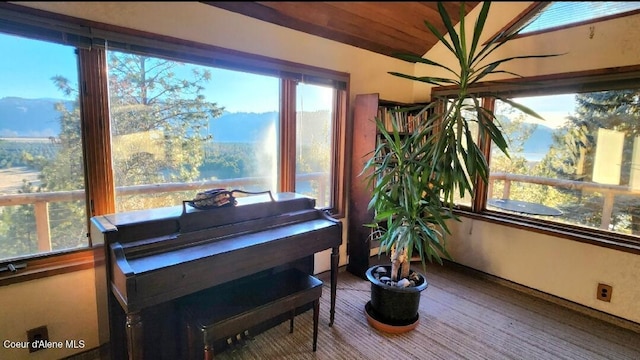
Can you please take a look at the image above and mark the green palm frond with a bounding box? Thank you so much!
[363,1,564,273]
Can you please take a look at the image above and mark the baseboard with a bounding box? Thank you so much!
[440,259,640,334]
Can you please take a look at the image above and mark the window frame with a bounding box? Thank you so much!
[494,1,640,41]
[432,64,640,255]
[0,3,349,284]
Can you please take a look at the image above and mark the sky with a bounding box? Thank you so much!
[522,2,640,34]
[0,32,332,113]
[4,2,640,125]
[1,32,568,125]
[516,94,577,129]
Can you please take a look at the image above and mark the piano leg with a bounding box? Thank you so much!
[330,245,339,327]
[313,298,319,351]
[125,312,144,360]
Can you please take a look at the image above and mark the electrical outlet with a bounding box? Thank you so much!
[27,325,48,353]
[596,283,612,302]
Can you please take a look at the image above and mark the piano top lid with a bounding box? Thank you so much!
[234,191,300,207]
[179,192,316,233]
[92,192,317,241]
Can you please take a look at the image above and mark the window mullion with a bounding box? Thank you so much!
[279,79,297,192]
[330,88,348,216]
[472,97,494,213]
[78,47,115,234]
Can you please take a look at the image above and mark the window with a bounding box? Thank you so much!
[107,49,281,212]
[0,6,349,269]
[513,2,640,36]
[0,33,88,261]
[105,46,346,215]
[450,98,481,208]
[295,83,335,208]
[489,92,640,238]
[432,67,640,249]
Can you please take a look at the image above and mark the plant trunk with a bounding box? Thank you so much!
[390,245,410,281]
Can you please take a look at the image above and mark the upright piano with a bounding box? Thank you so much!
[90,192,342,360]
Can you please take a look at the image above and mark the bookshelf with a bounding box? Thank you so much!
[346,93,429,279]
[377,102,420,134]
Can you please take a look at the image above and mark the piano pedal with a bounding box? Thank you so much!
[235,333,248,348]
[243,330,254,341]
[226,337,238,353]
[226,334,245,353]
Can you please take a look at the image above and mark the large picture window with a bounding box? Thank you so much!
[489,92,640,238]
[434,70,640,248]
[0,11,348,268]
[107,49,282,212]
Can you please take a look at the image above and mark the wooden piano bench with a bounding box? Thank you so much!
[179,268,323,360]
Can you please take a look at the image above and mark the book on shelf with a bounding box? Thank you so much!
[377,104,429,133]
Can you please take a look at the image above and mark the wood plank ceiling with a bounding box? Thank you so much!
[202,2,481,58]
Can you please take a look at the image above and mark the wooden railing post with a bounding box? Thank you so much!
[502,180,511,199]
[487,178,494,199]
[601,192,615,230]
[318,178,327,207]
[34,201,52,252]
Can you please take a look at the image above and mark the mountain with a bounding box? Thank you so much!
[209,110,331,144]
[496,114,556,157]
[523,125,555,154]
[0,98,331,145]
[208,111,278,143]
[3,97,548,155]
[0,97,68,137]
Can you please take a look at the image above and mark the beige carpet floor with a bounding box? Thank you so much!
[210,263,640,360]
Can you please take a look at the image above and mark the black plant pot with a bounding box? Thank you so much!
[365,265,428,330]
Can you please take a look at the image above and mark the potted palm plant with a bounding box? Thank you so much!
[362,1,559,332]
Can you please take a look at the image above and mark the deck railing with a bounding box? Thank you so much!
[488,172,640,230]
[0,173,327,253]
[3,171,638,254]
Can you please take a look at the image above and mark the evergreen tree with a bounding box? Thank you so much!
[544,90,640,234]
[106,52,224,210]
[107,53,224,181]
[0,52,225,259]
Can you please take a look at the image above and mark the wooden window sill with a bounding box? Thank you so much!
[0,248,95,287]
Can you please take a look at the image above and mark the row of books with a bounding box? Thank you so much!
[376,105,429,133]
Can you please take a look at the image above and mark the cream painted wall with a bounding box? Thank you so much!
[0,269,99,360]
[449,218,640,323]
[417,2,640,324]
[485,3,640,78]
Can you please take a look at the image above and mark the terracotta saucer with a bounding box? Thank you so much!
[364,301,419,334]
